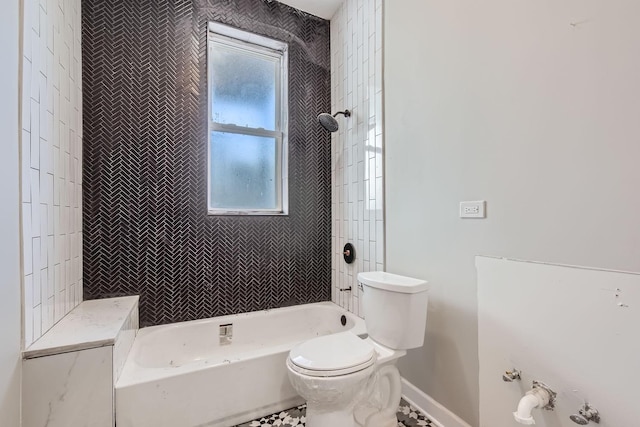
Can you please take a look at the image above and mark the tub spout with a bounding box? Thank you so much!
[513,385,552,425]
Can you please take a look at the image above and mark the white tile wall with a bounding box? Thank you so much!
[331,0,384,317]
[21,0,83,347]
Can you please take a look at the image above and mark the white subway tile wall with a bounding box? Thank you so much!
[21,0,83,347]
[331,0,384,317]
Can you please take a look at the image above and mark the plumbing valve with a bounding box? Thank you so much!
[502,369,521,382]
[570,403,600,425]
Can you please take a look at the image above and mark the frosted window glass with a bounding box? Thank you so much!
[211,45,277,130]
[209,131,277,210]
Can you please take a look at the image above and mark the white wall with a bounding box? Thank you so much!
[477,257,639,427]
[21,0,83,347]
[384,1,640,425]
[331,0,384,315]
[0,0,23,424]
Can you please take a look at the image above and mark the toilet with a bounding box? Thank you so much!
[286,271,429,427]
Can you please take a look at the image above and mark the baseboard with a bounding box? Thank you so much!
[401,377,472,427]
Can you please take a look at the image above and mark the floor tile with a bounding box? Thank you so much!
[234,398,435,427]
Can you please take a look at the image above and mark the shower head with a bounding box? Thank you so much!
[317,110,351,132]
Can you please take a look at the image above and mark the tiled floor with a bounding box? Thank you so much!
[235,398,435,427]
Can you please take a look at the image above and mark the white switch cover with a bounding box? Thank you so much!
[460,201,486,218]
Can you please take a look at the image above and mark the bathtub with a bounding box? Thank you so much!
[115,302,366,427]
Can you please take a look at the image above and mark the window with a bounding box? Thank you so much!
[207,22,288,215]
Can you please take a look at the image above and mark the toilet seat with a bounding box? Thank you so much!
[288,332,376,377]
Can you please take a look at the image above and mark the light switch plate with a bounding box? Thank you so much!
[460,201,486,218]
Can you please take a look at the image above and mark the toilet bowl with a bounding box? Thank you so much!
[286,272,430,427]
[286,332,375,427]
[286,332,403,427]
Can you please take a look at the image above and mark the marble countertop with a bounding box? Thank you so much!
[24,296,139,359]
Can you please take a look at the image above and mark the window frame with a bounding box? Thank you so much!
[207,22,289,216]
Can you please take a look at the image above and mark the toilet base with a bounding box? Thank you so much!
[354,405,398,427]
[305,405,357,427]
[303,365,403,427]
[305,404,398,427]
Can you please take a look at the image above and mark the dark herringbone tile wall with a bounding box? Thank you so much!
[82,0,331,326]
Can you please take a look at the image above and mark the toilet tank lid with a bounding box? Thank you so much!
[358,271,429,294]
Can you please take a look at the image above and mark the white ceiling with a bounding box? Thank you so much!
[276,0,343,20]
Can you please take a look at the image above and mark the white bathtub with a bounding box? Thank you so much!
[115,302,366,427]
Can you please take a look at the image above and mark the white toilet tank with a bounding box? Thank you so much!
[358,271,429,350]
